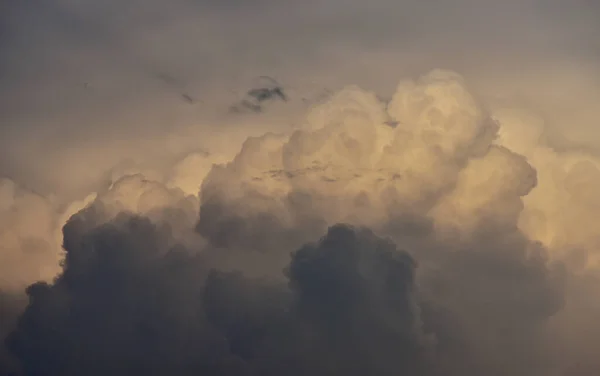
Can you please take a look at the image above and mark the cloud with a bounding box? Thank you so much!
[7,206,433,375]
[0,0,600,376]
[4,195,565,375]
[3,68,593,375]
[0,292,27,376]
[2,3,600,371]
[197,70,510,235]
[493,109,600,268]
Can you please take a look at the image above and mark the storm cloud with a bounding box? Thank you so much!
[2,1,600,375]
[7,209,430,375]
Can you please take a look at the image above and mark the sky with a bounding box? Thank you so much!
[1,1,600,375]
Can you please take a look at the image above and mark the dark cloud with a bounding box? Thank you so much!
[3,188,570,376]
[416,235,565,375]
[196,193,325,254]
[6,212,213,376]
[5,199,436,376]
[0,292,27,376]
[229,77,289,114]
[284,225,430,376]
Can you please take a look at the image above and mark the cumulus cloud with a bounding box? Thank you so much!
[2,2,600,372]
[3,68,595,375]
[493,109,600,269]
[198,70,504,234]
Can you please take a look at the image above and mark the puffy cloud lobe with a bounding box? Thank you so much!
[106,150,227,198]
[493,108,545,156]
[0,165,204,293]
[8,213,212,376]
[0,146,223,294]
[493,109,600,269]
[166,151,229,196]
[387,70,493,160]
[98,174,198,220]
[199,70,504,236]
[431,145,537,235]
[285,225,432,376]
[90,174,204,251]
